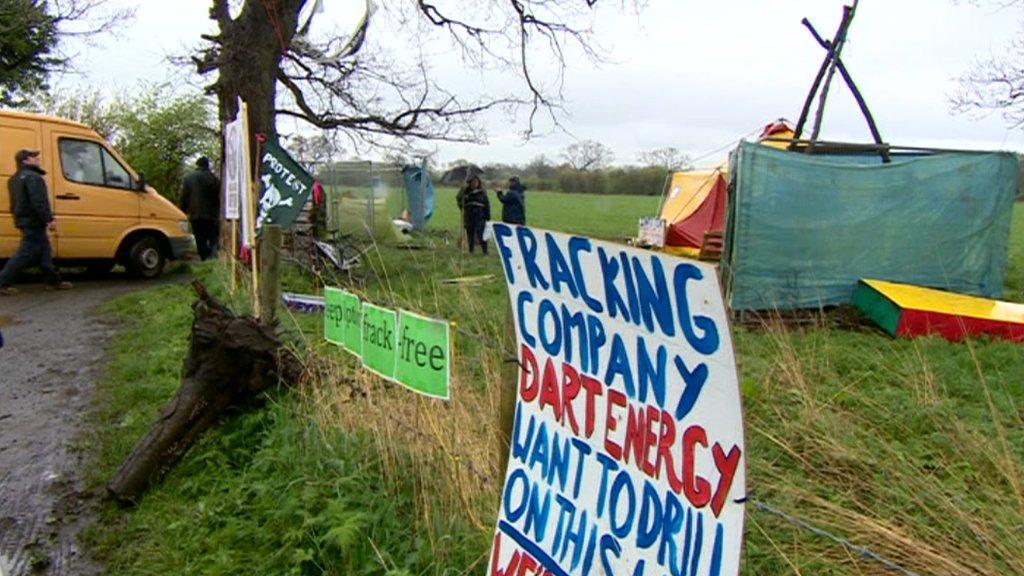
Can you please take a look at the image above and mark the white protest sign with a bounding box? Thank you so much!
[488,224,745,576]
[223,115,246,221]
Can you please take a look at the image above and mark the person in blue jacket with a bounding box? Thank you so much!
[496,175,526,225]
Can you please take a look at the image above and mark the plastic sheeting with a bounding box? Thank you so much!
[401,164,435,230]
[723,141,1018,311]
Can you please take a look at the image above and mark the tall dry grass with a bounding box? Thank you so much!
[282,258,1024,575]
[743,315,1024,575]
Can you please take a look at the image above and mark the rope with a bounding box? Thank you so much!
[750,499,923,576]
[259,238,925,576]
[259,0,288,54]
[688,125,763,166]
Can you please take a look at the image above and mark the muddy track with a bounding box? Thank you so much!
[0,269,186,576]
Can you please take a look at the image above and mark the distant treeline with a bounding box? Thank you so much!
[316,161,672,196]
[484,164,670,196]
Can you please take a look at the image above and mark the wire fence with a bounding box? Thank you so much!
[243,234,926,576]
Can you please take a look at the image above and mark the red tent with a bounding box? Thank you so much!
[661,169,728,256]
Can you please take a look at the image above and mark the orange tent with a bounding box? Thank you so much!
[659,167,728,258]
[658,119,794,258]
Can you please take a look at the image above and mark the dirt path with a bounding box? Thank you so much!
[0,270,185,576]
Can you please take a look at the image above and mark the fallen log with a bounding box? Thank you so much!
[107,280,304,505]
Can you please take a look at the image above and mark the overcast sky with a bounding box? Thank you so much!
[57,0,1024,168]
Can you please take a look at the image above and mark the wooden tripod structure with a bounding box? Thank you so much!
[789,1,890,163]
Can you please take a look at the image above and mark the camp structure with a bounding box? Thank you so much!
[722,142,1019,312]
[400,164,436,231]
[657,119,795,259]
[854,279,1024,342]
[658,167,728,259]
[720,2,1020,313]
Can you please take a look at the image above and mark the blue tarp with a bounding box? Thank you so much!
[401,165,435,231]
[723,141,1018,311]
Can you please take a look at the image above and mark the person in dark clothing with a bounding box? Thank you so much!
[456,175,491,254]
[0,149,71,295]
[179,156,222,260]
[496,175,527,225]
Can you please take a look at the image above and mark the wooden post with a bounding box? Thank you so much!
[808,1,858,144]
[417,158,428,232]
[258,225,282,325]
[801,15,889,162]
[230,220,238,295]
[791,4,857,144]
[497,306,518,481]
[241,102,260,318]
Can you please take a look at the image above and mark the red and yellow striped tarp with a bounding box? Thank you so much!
[854,279,1024,342]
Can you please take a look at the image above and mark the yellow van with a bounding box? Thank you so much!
[1,110,194,278]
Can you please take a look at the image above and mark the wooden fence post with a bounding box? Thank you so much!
[497,306,518,482]
[259,225,282,325]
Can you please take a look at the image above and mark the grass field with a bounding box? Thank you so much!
[86,196,1024,575]
[327,185,660,242]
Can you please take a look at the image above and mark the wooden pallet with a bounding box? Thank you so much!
[698,230,724,261]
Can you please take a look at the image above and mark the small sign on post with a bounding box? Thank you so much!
[394,310,451,399]
[324,287,345,345]
[638,217,667,248]
[340,290,363,356]
[360,303,397,380]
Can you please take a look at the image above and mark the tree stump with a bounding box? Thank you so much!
[107,280,304,505]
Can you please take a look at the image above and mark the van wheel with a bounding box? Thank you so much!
[127,236,165,278]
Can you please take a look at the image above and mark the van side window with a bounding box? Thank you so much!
[59,139,132,189]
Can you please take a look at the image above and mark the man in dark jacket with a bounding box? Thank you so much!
[0,149,71,295]
[179,156,221,260]
[456,175,491,254]
[496,176,527,225]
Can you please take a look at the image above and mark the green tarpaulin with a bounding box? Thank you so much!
[723,142,1018,311]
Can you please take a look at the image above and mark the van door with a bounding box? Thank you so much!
[0,116,43,256]
[49,131,140,259]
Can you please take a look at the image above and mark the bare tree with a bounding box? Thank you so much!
[637,147,693,170]
[561,139,614,170]
[952,2,1024,126]
[287,132,342,171]
[526,153,557,179]
[194,1,626,150]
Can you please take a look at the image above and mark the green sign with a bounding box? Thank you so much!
[395,310,451,400]
[340,290,362,356]
[361,303,397,379]
[324,287,344,345]
[258,139,313,230]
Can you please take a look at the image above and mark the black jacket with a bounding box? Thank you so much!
[457,186,491,225]
[7,165,52,230]
[497,183,526,225]
[180,167,221,221]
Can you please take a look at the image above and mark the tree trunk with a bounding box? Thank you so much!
[107,280,304,505]
[215,0,305,142]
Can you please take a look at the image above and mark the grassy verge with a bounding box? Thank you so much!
[87,202,1023,575]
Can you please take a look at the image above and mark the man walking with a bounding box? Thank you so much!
[180,156,221,260]
[0,149,71,295]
